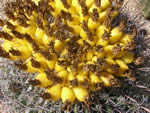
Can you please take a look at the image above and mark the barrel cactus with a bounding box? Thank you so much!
[0,0,138,107]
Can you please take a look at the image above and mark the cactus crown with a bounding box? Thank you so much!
[0,0,137,106]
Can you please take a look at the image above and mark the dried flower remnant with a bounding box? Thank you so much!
[112,44,122,55]
[102,30,111,41]
[5,21,16,30]
[9,48,21,56]
[0,19,5,26]
[91,8,99,22]
[134,57,145,65]
[111,64,120,73]
[61,0,70,9]
[41,92,51,99]
[14,60,28,70]
[11,30,24,39]
[0,32,13,41]
[61,10,72,21]
[28,79,41,86]
[78,0,88,16]
[95,45,104,53]
[95,0,101,7]
[125,41,136,51]
[0,47,10,59]
[31,58,41,68]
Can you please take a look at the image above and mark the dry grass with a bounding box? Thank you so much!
[0,0,150,113]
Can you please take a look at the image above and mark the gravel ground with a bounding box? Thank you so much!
[0,0,150,113]
[122,0,150,32]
